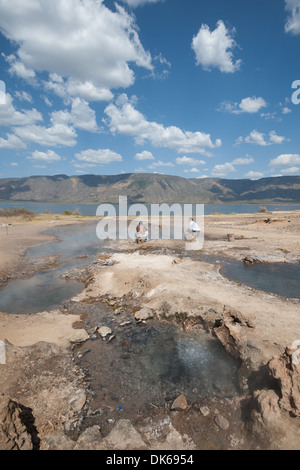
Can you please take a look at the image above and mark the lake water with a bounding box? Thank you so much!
[1,202,300,216]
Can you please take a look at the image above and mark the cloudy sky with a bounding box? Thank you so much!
[0,0,300,180]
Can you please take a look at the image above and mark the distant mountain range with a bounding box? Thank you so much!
[0,174,299,204]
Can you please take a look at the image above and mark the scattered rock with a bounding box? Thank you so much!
[171,394,187,411]
[214,413,229,431]
[69,389,86,413]
[114,308,123,315]
[199,405,210,417]
[107,334,116,343]
[134,307,153,321]
[74,426,102,450]
[43,432,75,450]
[243,256,261,265]
[103,419,147,450]
[97,326,112,338]
[120,321,131,327]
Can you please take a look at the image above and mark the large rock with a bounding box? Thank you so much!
[74,426,102,450]
[103,419,147,450]
[0,397,39,450]
[42,432,75,450]
[268,345,300,417]
[213,306,251,360]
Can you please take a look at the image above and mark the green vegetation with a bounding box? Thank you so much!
[62,208,81,216]
[0,207,35,219]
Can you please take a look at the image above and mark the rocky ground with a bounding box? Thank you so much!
[0,210,299,450]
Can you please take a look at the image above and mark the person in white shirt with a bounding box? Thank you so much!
[135,221,148,242]
[188,217,201,233]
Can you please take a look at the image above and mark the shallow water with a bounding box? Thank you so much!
[0,222,102,314]
[75,316,240,420]
[0,222,299,315]
[0,267,81,314]
[221,260,300,300]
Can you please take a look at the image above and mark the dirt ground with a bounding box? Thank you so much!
[0,210,299,450]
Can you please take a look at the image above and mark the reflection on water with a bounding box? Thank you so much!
[76,320,240,419]
[0,220,299,315]
[138,328,239,397]
[221,260,300,300]
[0,222,102,314]
[0,268,82,314]
[27,221,100,259]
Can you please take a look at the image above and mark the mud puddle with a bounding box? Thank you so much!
[68,300,241,438]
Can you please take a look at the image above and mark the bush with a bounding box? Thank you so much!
[63,208,81,216]
[0,207,35,218]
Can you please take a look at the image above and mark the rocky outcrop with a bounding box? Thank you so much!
[0,397,39,450]
[249,343,300,448]
[268,344,300,417]
[213,306,255,360]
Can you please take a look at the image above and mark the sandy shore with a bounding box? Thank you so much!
[0,210,299,450]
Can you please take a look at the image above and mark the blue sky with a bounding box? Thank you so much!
[0,0,300,180]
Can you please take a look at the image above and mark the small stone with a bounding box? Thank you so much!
[134,307,153,321]
[171,393,187,411]
[114,308,123,315]
[120,321,131,327]
[69,390,86,413]
[97,326,112,338]
[107,335,116,343]
[214,413,229,431]
[199,406,210,417]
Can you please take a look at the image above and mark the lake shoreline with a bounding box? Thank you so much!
[0,211,299,450]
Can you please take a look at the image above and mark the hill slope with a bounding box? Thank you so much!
[0,174,299,204]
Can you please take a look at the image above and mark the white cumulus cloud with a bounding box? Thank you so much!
[285,0,300,35]
[0,94,42,126]
[29,150,62,163]
[121,0,162,7]
[280,166,299,174]
[192,20,241,73]
[50,98,99,133]
[237,130,288,146]
[231,156,254,165]
[244,171,264,179]
[212,162,236,177]
[14,123,77,147]
[219,96,267,114]
[269,154,300,167]
[0,133,26,149]
[135,151,155,160]
[175,156,206,165]
[0,0,153,96]
[104,94,221,154]
[75,149,123,165]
